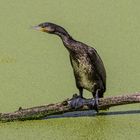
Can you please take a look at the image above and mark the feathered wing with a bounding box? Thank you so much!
[87,47,106,92]
[69,54,80,88]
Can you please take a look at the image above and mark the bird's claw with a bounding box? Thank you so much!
[88,98,99,112]
[69,96,85,109]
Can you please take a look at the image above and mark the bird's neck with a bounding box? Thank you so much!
[55,29,79,52]
[55,32,71,43]
[55,31,72,45]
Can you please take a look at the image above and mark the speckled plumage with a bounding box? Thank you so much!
[68,41,106,98]
[34,22,106,99]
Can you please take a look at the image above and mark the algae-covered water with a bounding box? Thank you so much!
[0,0,140,140]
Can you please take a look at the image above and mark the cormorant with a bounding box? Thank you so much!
[33,22,106,111]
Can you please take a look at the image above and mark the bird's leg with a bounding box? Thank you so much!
[70,88,85,109]
[90,89,100,112]
[79,88,83,98]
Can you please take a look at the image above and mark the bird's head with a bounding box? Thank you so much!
[32,22,70,37]
[33,22,56,34]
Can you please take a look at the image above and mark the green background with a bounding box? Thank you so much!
[0,0,140,140]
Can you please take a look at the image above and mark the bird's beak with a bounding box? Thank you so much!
[32,26,46,32]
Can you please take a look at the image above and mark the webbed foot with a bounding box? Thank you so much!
[69,94,85,109]
[88,98,99,112]
[90,90,100,112]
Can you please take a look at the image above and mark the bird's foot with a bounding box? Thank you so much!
[69,94,85,109]
[88,98,99,112]
[89,90,100,112]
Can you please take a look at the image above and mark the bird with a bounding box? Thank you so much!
[33,22,106,111]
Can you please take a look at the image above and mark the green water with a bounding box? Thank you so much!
[0,0,140,139]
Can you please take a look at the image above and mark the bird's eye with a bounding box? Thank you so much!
[39,23,46,28]
[42,24,46,28]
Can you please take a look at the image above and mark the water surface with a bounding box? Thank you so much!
[0,0,140,140]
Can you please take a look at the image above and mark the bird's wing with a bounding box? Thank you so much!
[69,54,80,88]
[87,47,106,90]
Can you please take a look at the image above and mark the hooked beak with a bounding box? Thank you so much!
[32,25,46,32]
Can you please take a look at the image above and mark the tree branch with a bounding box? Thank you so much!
[0,93,140,122]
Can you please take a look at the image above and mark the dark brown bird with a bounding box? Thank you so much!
[33,22,106,111]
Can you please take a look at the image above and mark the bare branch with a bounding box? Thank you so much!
[0,93,140,122]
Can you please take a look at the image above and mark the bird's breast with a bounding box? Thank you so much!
[71,56,95,91]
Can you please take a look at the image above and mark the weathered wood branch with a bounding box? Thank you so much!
[0,93,140,122]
